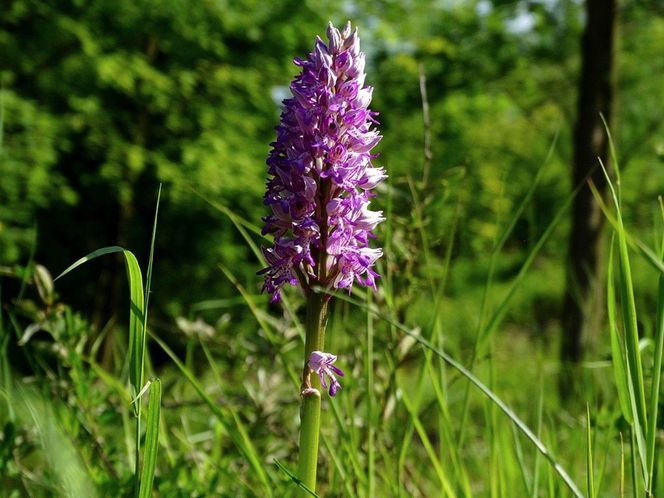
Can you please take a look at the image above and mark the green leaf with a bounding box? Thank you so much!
[138,379,161,498]
[124,250,146,400]
[586,404,595,498]
[596,157,648,484]
[607,237,632,424]
[646,229,664,492]
[54,246,145,398]
[54,246,126,282]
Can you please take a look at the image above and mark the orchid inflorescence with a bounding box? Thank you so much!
[259,21,386,305]
[260,20,384,496]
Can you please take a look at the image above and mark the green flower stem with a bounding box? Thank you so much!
[297,291,329,497]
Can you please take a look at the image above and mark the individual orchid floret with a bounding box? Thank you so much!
[307,350,345,397]
[259,21,386,302]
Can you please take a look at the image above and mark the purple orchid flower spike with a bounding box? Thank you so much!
[307,350,345,397]
[263,22,381,495]
[259,20,386,303]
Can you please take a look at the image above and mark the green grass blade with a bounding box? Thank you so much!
[54,246,125,281]
[589,181,664,276]
[129,186,162,497]
[401,390,457,498]
[646,236,664,492]
[16,387,98,497]
[594,420,612,497]
[149,331,272,495]
[596,125,648,435]
[425,358,472,497]
[218,264,300,385]
[511,422,532,497]
[330,291,585,498]
[586,404,595,498]
[479,181,574,347]
[327,392,366,490]
[0,285,15,423]
[190,185,266,240]
[273,459,320,497]
[620,433,625,498]
[630,429,639,498]
[607,237,633,423]
[531,381,543,498]
[123,250,146,399]
[320,436,355,498]
[54,246,146,398]
[596,159,648,483]
[142,184,161,361]
[138,379,161,498]
[144,184,161,305]
[623,353,648,488]
[458,134,559,445]
[487,359,502,498]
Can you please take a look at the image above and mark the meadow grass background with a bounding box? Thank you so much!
[1,1,664,497]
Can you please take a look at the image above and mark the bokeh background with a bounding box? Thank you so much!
[2,1,664,496]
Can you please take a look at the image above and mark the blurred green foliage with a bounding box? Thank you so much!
[1,0,662,317]
[1,0,338,318]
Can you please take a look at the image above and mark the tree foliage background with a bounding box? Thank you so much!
[2,0,663,322]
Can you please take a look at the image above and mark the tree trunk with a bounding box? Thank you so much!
[560,0,616,392]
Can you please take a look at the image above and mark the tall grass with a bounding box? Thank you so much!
[593,122,664,497]
[50,186,163,497]
[1,137,663,497]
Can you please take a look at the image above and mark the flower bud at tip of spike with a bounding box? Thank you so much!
[342,21,352,38]
[314,37,332,69]
[327,22,341,53]
[344,28,360,57]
